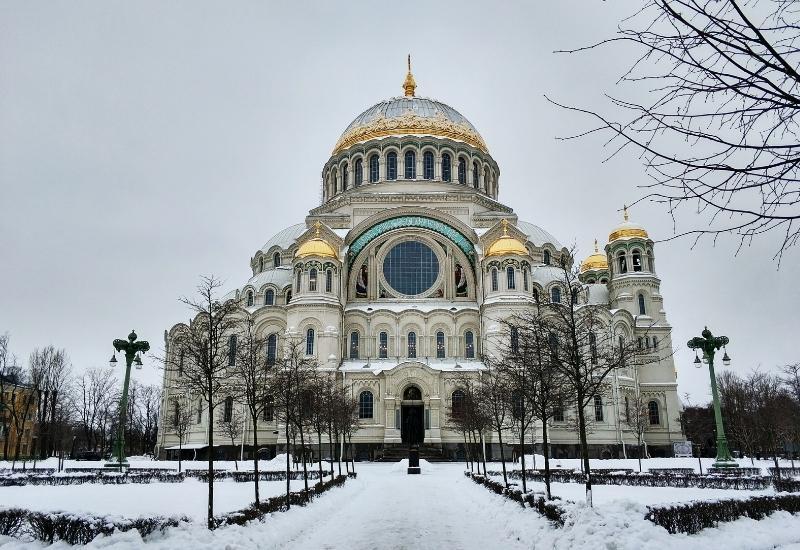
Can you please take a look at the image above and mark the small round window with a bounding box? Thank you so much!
[382,241,439,296]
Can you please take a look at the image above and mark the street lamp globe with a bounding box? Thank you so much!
[722,350,731,366]
[134,353,143,370]
[109,353,118,368]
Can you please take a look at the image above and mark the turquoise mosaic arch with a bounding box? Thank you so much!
[348,216,475,266]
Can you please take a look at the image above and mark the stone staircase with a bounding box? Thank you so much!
[377,444,450,462]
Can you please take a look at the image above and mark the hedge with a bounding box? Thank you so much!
[0,471,185,487]
[646,494,800,534]
[493,469,771,490]
[186,469,329,483]
[774,478,800,493]
[464,471,566,527]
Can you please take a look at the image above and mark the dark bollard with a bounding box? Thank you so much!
[408,447,421,474]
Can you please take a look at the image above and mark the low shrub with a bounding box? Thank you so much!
[494,469,771,490]
[0,471,184,487]
[0,508,26,537]
[187,469,327,483]
[707,467,761,476]
[464,471,566,526]
[646,494,800,534]
[774,478,800,493]
[769,467,800,479]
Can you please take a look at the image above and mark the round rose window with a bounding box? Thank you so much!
[382,241,439,296]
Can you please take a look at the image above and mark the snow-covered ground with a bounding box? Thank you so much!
[0,462,798,549]
[0,454,305,473]
[509,455,798,475]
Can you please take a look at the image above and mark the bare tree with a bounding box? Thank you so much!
[718,370,761,463]
[78,368,118,454]
[623,390,652,472]
[28,346,71,461]
[0,332,23,460]
[477,359,514,487]
[554,0,800,259]
[218,402,244,471]
[168,399,192,473]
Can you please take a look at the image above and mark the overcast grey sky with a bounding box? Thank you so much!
[1,1,797,403]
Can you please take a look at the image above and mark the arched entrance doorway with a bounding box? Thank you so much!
[401,385,424,446]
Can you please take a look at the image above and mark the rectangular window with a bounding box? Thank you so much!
[553,407,564,422]
[379,332,388,359]
[263,396,274,422]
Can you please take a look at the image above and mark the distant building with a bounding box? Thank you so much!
[0,375,37,460]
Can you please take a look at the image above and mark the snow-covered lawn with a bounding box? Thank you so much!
[506,455,798,475]
[0,462,798,549]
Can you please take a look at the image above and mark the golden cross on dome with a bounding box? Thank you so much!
[623,205,629,221]
[594,239,599,253]
[500,218,509,235]
[403,54,417,97]
[314,221,322,237]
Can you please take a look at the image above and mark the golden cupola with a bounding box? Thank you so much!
[486,219,528,257]
[608,206,649,242]
[580,239,609,273]
[295,223,338,259]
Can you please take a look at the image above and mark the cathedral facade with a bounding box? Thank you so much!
[156,64,684,461]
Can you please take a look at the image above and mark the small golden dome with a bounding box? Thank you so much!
[580,239,609,273]
[486,219,528,257]
[608,206,649,242]
[295,223,338,259]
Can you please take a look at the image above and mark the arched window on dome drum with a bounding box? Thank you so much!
[436,331,445,359]
[350,332,359,359]
[296,270,301,292]
[423,151,434,180]
[354,158,363,187]
[472,162,479,188]
[266,334,277,366]
[325,270,332,293]
[407,332,417,358]
[594,395,604,422]
[458,157,466,184]
[511,326,519,354]
[491,268,498,291]
[523,268,529,291]
[273,252,281,268]
[331,168,338,194]
[305,328,314,355]
[358,391,373,419]
[648,400,660,425]
[386,152,397,180]
[404,150,416,179]
[451,390,465,418]
[379,332,388,359]
[618,251,627,274]
[465,331,475,358]
[632,250,642,272]
[543,250,551,265]
[246,290,253,307]
[441,153,452,182]
[342,163,349,190]
[647,250,655,273]
[506,266,516,290]
[484,172,489,192]
[258,257,264,273]
[309,268,317,292]
[369,154,379,183]
[638,293,646,315]
[551,287,561,304]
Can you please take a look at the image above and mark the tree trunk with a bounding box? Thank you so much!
[285,422,291,509]
[479,431,487,476]
[317,430,324,483]
[519,427,527,493]
[463,433,471,472]
[178,441,183,473]
[252,411,260,505]
[349,434,356,473]
[328,430,334,477]
[542,419,552,500]
[497,428,508,487]
[299,425,309,494]
[207,397,215,529]
[577,398,592,506]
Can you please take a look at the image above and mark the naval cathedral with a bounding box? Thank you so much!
[156,63,684,461]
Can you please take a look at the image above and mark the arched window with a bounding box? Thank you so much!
[436,331,445,358]
[618,251,627,274]
[510,326,519,354]
[571,287,579,305]
[533,288,540,303]
[451,389,465,418]
[386,151,397,180]
[266,334,277,366]
[369,154,379,183]
[342,163,349,190]
[228,335,237,366]
[465,331,475,358]
[223,397,233,423]
[258,257,264,272]
[407,332,417,358]
[309,268,317,292]
[246,290,254,307]
[648,251,655,273]
[379,332,388,359]
[295,270,301,292]
[423,151,434,179]
[325,270,333,292]
[358,391,373,419]
[632,250,642,272]
[472,162,479,188]
[491,268,498,291]
[648,400,660,425]
[551,287,561,303]
[178,348,185,376]
[331,168,338,194]
[404,150,416,179]
[273,252,281,268]
[638,293,646,315]
[543,250,551,265]
[350,332,359,359]
[506,266,516,290]
[457,157,466,184]
[484,172,489,192]
[441,153,452,182]
[285,290,292,303]
[594,395,604,421]
[523,269,529,292]
[652,337,659,350]
[354,158,363,187]
[589,332,598,365]
[305,328,314,355]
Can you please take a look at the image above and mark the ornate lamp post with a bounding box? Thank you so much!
[106,330,149,470]
[687,327,735,468]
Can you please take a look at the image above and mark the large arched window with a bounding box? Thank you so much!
[451,389,465,418]
[349,332,359,359]
[594,395,604,422]
[223,396,233,423]
[648,400,660,425]
[266,334,277,367]
[354,158,363,187]
[342,163,349,190]
[423,151,434,179]
[457,157,466,184]
[618,251,628,274]
[404,150,416,179]
[379,331,388,359]
[305,328,315,355]
[472,162,479,188]
[228,335,237,366]
[246,290,254,307]
[407,332,417,358]
[295,270,301,292]
[331,168,339,194]
[632,250,642,272]
[484,172,489,192]
[506,266,516,290]
[551,287,561,303]
[510,326,519,354]
[386,151,397,180]
[369,154,379,183]
[638,293,646,315]
[258,257,264,272]
[309,268,318,292]
[273,252,281,268]
[491,268,499,291]
[523,269,529,292]
[543,250,551,265]
[441,153,452,182]
[325,270,333,293]
[436,331,445,358]
[358,391,373,419]
[465,331,475,359]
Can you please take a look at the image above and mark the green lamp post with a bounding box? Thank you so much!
[687,327,735,468]
[106,330,150,471]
